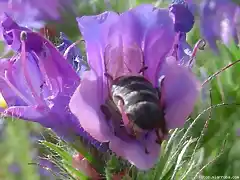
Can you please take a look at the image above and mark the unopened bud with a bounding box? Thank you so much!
[198,39,206,50]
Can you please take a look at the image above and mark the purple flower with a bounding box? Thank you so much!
[23,0,73,20]
[178,0,198,15]
[8,163,21,174]
[170,1,195,33]
[69,4,201,170]
[200,0,240,52]
[0,15,103,148]
[0,2,44,29]
[57,32,88,76]
[38,159,59,179]
[178,33,193,65]
[0,0,74,29]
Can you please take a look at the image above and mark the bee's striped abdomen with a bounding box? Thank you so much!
[112,76,159,102]
[111,76,164,130]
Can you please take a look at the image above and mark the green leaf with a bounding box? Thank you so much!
[170,138,195,180]
[39,141,72,162]
[40,140,89,180]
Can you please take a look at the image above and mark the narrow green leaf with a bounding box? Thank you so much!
[39,141,72,162]
[40,140,89,179]
[170,138,195,180]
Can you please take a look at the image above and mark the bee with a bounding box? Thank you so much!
[100,43,168,154]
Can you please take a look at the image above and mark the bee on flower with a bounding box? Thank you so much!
[70,3,201,170]
[0,1,202,171]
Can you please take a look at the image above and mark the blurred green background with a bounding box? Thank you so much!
[1,0,240,179]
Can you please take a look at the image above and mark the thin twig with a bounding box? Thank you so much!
[202,59,240,86]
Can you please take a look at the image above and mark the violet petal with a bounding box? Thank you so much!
[200,0,239,52]
[76,11,119,76]
[109,131,160,170]
[130,4,175,86]
[160,56,201,129]
[69,70,112,142]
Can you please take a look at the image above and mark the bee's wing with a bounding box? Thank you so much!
[104,35,143,79]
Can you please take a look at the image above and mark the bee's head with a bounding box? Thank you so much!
[126,102,165,130]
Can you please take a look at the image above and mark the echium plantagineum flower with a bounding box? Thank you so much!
[0,14,104,149]
[199,0,240,52]
[0,0,75,29]
[69,4,201,170]
[170,0,195,33]
[57,32,88,76]
[169,0,198,66]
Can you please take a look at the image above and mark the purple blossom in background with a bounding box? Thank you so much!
[0,2,44,29]
[170,0,195,66]
[24,0,73,20]
[0,0,74,29]
[38,159,60,179]
[8,159,59,179]
[170,1,195,33]
[178,0,198,15]
[57,32,88,76]
[0,15,104,149]
[178,33,194,65]
[200,0,240,53]
[69,4,201,170]
[237,128,240,136]
[8,163,21,174]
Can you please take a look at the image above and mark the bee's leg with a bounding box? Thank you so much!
[143,134,150,154]
[144,147,150,154]
[103,99,122,136]
[104,72,113,81]
[117,97,130,127]
[117,98,137,138]
[156,75,165,108]
[104,72,114,97]
[141,132,150,154]
[138,66,148,75]
[100,104,112,121]
[155,129,163,145]
[100,103,120,136]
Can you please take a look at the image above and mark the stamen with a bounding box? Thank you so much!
[188,39,206,66]
[20,31,45,106]
[0,71,31,105]
[31,51,59,100]
[63,39,83,59]
[39,81,46,100]
[169,32,180,60]
[155,129,162,144]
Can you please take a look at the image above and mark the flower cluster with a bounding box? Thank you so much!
[68,3,201,170]
[5,0,238,172]
[0,2,201,170]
